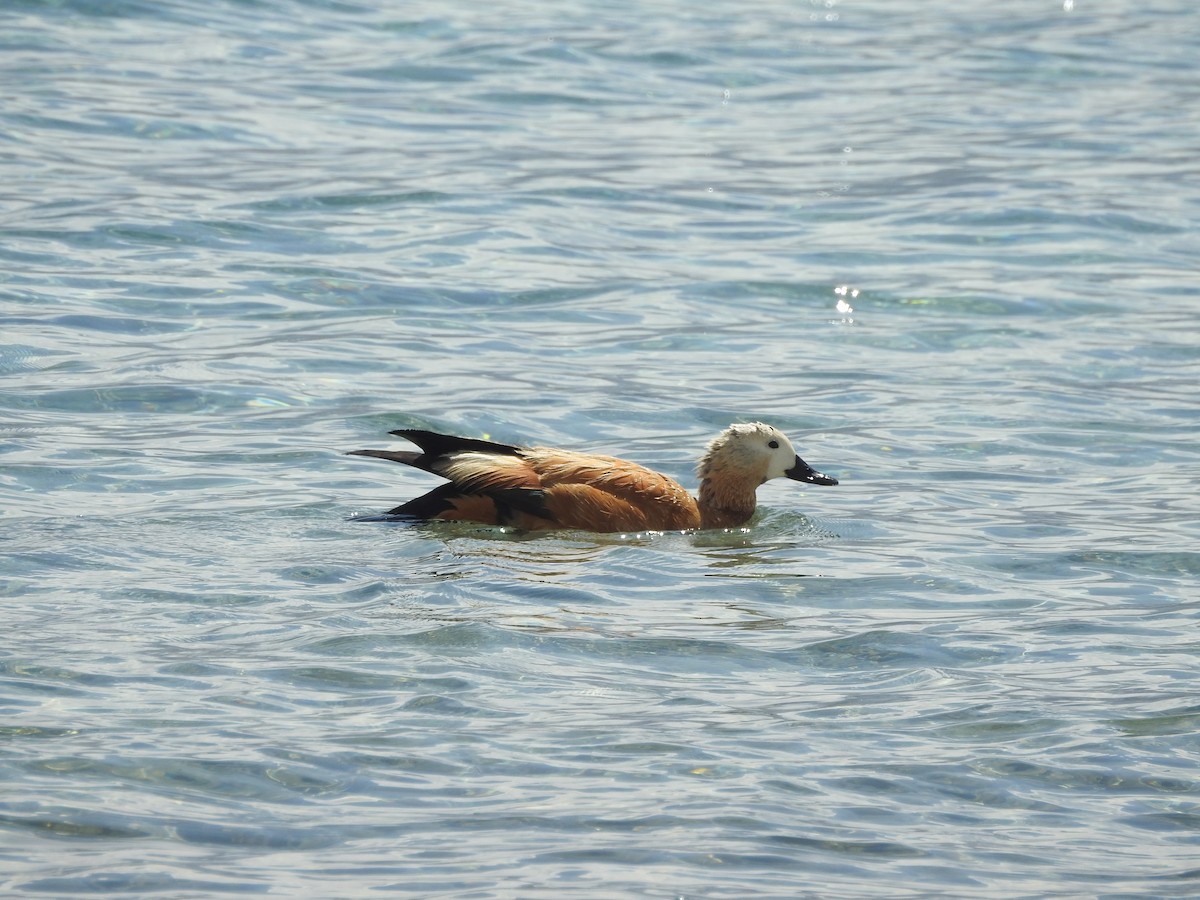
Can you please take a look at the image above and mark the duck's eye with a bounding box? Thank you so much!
[768,440,779,449]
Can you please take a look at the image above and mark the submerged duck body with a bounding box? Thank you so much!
[349,423,837,533]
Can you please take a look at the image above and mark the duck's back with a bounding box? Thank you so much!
[522,449,700,531]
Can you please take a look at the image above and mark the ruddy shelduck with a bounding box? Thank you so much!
[349,423,837,532]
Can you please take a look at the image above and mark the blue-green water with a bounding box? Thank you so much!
[3,0,1198,897]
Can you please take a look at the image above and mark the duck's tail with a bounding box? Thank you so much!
[346,429,524,476]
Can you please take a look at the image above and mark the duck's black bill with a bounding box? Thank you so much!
[786,456,838,486]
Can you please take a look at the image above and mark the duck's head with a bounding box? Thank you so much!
[699,422,838,487]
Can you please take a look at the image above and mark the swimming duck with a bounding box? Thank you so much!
[349,423,837,532]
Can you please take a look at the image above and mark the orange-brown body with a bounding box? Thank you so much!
[349,425,837,533]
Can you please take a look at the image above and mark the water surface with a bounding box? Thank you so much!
[2,0,1198,897]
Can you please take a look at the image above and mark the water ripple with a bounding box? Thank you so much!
[3,0,1199,897]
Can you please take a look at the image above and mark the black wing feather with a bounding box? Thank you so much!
[351,430,552,524]
[389,429,524,460]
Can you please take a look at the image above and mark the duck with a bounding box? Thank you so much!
[348,423,837,533]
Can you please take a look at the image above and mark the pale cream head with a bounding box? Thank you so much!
[698,422,799,485]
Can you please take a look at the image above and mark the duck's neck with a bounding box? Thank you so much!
[698,475,759,528]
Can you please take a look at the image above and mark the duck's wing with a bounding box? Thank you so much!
[349,430,535,489]
[383,481,554,523]
[523,450,700,531]
[348,430,553,523]
[349,432,699,531]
